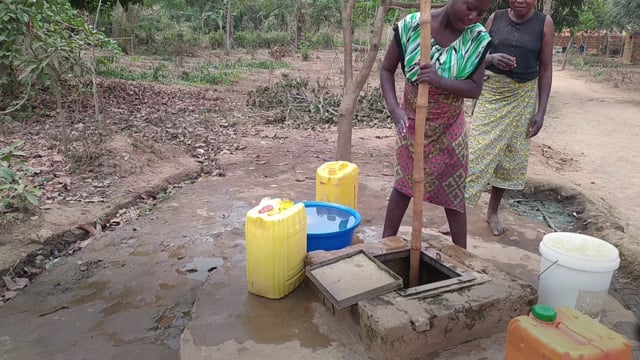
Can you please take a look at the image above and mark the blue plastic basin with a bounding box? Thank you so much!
[302,201,361,252]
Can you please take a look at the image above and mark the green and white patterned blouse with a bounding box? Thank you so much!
[396,12,491,83]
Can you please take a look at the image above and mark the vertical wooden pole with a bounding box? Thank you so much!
[409,0,432,288]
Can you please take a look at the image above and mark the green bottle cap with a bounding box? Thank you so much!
[531,304,557,322]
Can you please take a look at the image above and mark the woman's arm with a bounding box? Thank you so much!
[380,40,407,136]
[417,60,487,99]
[526,15,554,138]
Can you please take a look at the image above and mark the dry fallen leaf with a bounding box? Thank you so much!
[3,276,29,291]
[159,314,177,329]
[78,224,98,236]
[76,238,93,250]
[4,291,18,300]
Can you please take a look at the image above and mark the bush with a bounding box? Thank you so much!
[179,64,240,86]
[308,29,336,49]
[300,42,312,61]
[1,140,41,225]
[157,27,199,56]
[208,31,225,49]
[234,31,292,49]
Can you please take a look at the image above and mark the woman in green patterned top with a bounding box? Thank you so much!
[380,0,493,249]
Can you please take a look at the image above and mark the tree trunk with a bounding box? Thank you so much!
[562,34,574,70]
[225,0,232,56]
[0,64,17,106]
[543,0,552,15]
[335,90,358,161]
[335,0,391,161]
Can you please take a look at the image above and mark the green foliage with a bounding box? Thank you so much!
[609,0,640,30]
[234,31,292,49]
[306,29,336,49]
[69,0,143,12]
[0,141,42,223]
[96,57,170,82]
[181,59,289,85]
[487,0,584,30]
[544,0,584,30]
[305,0,341,32]
[159,27,200,56]
[300,41,312,61]
[577,0,611,33]
[179,63,240,85]
[96,56,287,85]
[207,31,225,49]
[0,0,116,112]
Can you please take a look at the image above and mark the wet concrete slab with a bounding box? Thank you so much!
[0,178,246,360]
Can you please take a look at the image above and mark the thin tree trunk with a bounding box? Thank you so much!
[543,0,552,15]
[336,92,357,159]
[335,0,390,161]
[92,0,104,132]
[562,34,574,70]
[225,0,232,56]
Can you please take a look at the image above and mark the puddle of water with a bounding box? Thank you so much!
[353,226,380,244]
[101,300,136,316]
[176,257,224,281]
[507,199,576,230]
[68,281,110,307]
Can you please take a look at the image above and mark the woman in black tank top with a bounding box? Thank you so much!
[440,0,554,236]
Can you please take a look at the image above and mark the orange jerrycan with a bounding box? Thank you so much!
[245,198,307,299]
[316,161,359,210]
[505,304,632,360]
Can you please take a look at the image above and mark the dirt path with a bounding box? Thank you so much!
[534,69,640,235]
[524,69,640,308]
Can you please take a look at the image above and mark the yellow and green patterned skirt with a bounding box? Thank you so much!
[465,71,538,206]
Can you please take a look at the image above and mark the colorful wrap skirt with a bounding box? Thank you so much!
[394,82,467,212]
[465,71,538,206]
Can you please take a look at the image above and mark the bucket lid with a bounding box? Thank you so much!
[531,304,557,322]
[539,232,620,272]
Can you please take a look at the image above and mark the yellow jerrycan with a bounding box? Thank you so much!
[315,161,359,210]
[505,305,632,360]
[245,198,307,299]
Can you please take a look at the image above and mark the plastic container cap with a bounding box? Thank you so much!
[531,304,557,322]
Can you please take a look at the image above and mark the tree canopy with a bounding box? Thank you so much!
[609,0,640,31]
[69,0,144,12]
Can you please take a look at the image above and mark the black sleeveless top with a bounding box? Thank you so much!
[486,9,546,83]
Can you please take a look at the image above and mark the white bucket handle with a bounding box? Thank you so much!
[538,259,559,280]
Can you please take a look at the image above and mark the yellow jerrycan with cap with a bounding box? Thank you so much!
[505,305,632,360]
[315,161,359,210]
[245,197,307,299]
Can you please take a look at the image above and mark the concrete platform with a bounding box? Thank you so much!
[305,233,537,360]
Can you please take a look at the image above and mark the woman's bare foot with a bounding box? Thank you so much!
[438,223,451,234]
[487,214,506,236]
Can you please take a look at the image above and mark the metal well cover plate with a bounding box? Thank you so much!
[306,250,403,309]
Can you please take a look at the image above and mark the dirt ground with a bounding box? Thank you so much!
[1,49,640,328]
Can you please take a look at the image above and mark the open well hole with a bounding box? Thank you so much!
[375,250,459,288]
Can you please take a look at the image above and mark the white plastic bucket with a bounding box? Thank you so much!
[538,232,620,321]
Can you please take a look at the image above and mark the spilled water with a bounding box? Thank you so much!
[507,198,576,230]
[176,257,224,281]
